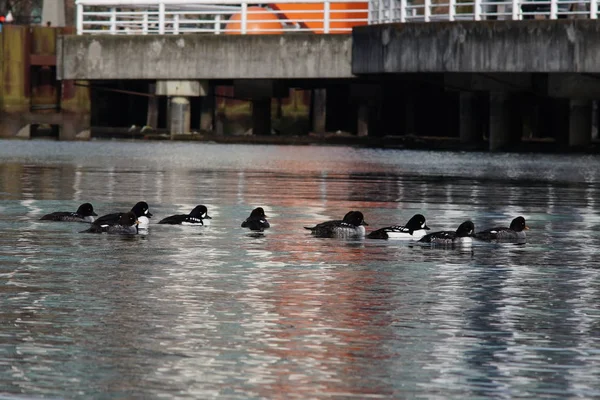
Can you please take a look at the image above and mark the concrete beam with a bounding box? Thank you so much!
[353,20,600,74]
[58,34,353,80]
[445,73,533,92]
[156,80,208,97]
[234,80,288,100]
[547,74,600,98]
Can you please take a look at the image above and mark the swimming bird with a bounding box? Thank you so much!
[418,220,475,245]
[304,210,368,238]
[367,213,430,240]
[475,216,529,242]
[241,207,270,231]
[158,205,212,225]
[93,201,153,230]
[39,203,98,223]
[81,211,139,234]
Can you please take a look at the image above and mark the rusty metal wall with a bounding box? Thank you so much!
[0,25,90,139]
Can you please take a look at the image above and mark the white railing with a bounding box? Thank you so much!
[76,0,599,35]
[76,0,369,34]
[369,0,598,23]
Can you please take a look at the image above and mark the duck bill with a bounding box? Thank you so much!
[424,224,430,230]
[362,221,368,226]
[205,215,213,219]
[524,225,530,230]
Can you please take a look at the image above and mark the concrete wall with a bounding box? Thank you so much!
[353,20,600,74]
[58,34,353,80]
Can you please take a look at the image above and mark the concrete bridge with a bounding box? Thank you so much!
[22,0,600,150]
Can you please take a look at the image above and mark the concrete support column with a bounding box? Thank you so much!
[569,99,592,148]
[199,83,215,133]
[60,114,91,140]
[357,103,369,137]
[169,97,191,136]
[311,88,326,134]
[489,92,511,151]
[252,98,271,135]
[404,94,416,135]
[548,99,570,147]
[459,92,479,144]
[146,82,158,130]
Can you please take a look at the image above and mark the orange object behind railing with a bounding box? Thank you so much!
[270,2,368,33]
[225,6,285,34]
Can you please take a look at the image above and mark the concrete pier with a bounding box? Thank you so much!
[459,92,479,144]
[252,99,272,136]
[311,89,327,134]
[48,19,600,151]
[569,99,592,147]
[169,97,191,135]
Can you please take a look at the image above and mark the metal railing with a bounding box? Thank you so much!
[76,0,599,35]
[76,0,369,34]
[370,0,597,22]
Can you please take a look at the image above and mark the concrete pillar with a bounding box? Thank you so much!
[569,99,592,148]
[252,98,271,135]
[357,103,369,137]
[42,0,66,27]
[311,89,326,134]
[146,83,158,129]
[489,92,511,151]
[404,95,416,135]
[200,84,215,133]
[60,114,91,141]
[459,92,479,144]
[548,99,570,147]
[169,97,190,136]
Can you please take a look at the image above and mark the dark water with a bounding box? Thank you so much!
[0,140,599,399]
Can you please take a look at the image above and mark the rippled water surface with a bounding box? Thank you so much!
[1,140,600,399]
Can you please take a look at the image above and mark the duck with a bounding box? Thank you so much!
[157,205,212,225]
[367,213,430,240]
[418,220,475,245]
[39,202,98,223]
[304,210,368,238]
[474,216,529,242]
[81,211,139,234]
[241,207,270,231]
[93,201,153,230]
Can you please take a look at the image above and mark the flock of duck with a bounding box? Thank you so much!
[39,201,530,245]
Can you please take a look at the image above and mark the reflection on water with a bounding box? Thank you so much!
[0,140,600,399]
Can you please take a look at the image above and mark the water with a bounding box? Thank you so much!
[0,139,599,399]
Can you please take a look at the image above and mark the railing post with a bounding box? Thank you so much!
[174,14,179,34]
[550,0,558,18]
[110,7,117,34]
[424,0,431,21]
[512,0,519,19]
[324,0,331,33]
[215,14,222,34]
[449,0,456,21]
[241,2,247,34]
[377,0,383,23]
[158,2,166,34]
[400,0,407,22]
[591,0,598,18]
[143,12,148,34]
[76,3,83,34]
[474,0,482,20]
